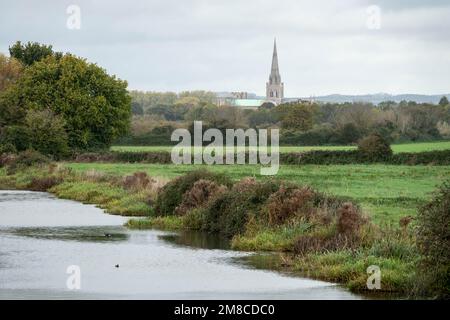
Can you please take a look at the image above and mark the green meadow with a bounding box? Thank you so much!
[110,140,450,154]
[65,162,450,225]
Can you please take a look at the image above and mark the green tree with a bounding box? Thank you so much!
[24,109,69,158]
[0,54,23,92]
[131,102,144,115]
[184,103,217,122]
[0,125,31,151]
[277,103,316,131]
[336,123,361,144]
[0,54,131,150]
[357,133,392,159]
[439,96,449,106]
[174,96,201,108]
[9,41,60,66]
[416,181,450,298]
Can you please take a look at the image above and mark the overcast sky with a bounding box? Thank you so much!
[1,0,449,96]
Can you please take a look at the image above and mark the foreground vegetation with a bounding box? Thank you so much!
[0,152,448,298]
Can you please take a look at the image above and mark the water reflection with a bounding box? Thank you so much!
[9,226,129,243]
[159,231,230,250]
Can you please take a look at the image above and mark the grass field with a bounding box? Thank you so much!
[65,162,450,225]
[110,140,450,154]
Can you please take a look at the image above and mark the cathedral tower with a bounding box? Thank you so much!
[266,39,284,104]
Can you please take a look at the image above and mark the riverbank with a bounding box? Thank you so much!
[0,162,433,297]
[125,215,418,294]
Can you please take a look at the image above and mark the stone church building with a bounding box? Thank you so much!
[216,39,287,108]
[266,39,284,105]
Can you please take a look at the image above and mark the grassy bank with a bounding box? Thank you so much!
[65,162,449,225]
[111,140,450,154]
[0,165,161,216]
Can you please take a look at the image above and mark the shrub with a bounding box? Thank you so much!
[155,169,233,216]
[293,232,358,255]
[0,142,17,154]
[114,151,171,163]
[416,181,450,299]
[113,125,176,146]
[175,179,228,216]
[336,202,367,236]
[357,133,393,159]
[0,152,17,167]
[0,125,31,151]
[334,123,362,144]
[27,176,63,191]
[202,180,283,238]
[230,177,258,193]
[399,215,414,230]
[6,149,50,173]
[121,171,153,191]
[267,185,317,225]
[183,208,207,230]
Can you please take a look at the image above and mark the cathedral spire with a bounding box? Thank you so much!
[266,38,284,104]
[270,38,280,83]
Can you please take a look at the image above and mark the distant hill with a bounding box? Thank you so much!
[303,93,450,105]
[216,92,450,105]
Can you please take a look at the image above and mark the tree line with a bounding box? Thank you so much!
[123,93,450,146]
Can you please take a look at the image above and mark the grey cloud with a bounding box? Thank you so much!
[0,0,449,95]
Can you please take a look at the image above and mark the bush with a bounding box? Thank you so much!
[0,152,17,167]
[183,208,207,230]
[336,202,367,236]
[175,179,228,216]
[6,149,50,173]
[357,133,393,159]
[155,169,233,216]
[231,177,258,193]
[0,125,31,151]
[416,181,450,299]
[202,180,283,238]
[27,176,63,191]
[279,127,335,146]
[293,202,368,256]
[121,171,153,191]
[113,125,176,146]
[0,142,17,154]
[114,151,171,163]
[74,152,116,162]
[293,232,358,256]
[267,185,317,225]
[334,123,362,144]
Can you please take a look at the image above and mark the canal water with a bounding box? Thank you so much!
[0,190,360,299]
